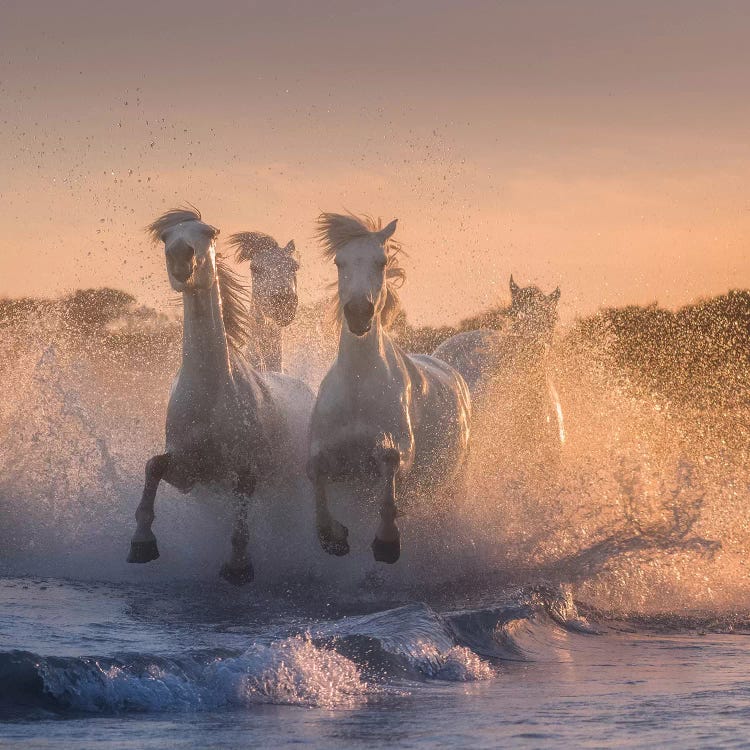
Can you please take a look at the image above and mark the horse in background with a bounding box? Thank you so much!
[226,232,299,372]
[127,208,313,584]
[308,213,471,564]
[433,275,565,464]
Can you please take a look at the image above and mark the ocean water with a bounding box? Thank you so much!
[2,577,750,749]
[1,317,749,747]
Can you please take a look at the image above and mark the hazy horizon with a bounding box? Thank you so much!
[2,0,748,325]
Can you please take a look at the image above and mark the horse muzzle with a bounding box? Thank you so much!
[268,292,298,327]
[169,260,195,284]
[166,239,196,284]
[343,300,375,336]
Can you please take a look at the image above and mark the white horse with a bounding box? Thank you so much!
[226,232,300,372]
[433,276,565,459]
[127,208,313,584]
[307,213,471,563]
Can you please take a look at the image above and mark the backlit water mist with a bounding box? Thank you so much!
[2,300,747,609]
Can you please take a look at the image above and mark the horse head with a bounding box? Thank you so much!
[147,208,220,293]
[228,232,300,327]
[317,213,402,337]
[509,275,560,342]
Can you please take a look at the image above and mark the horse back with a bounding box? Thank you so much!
[432,329,502,393]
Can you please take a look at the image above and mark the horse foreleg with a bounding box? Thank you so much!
[314,472,349,557]
[127,453,169,563]
[371,445,401,564]
[220,484,255,586]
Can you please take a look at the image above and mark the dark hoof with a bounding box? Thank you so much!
[220,562,254,586]
[127,539,160,563]
[318,524,350,557]
[371,534,400,564]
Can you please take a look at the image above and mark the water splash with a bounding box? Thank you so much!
[0,299,748,617]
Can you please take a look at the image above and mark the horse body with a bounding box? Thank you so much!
[311,332,469,488]
[432,328,505,392]
[127,209,313,584]
[308,213,470,563]
[433,276,565,462]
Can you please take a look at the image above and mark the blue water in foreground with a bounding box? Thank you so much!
[1,577,749,749]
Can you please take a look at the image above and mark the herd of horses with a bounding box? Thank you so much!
[127,207,564,584]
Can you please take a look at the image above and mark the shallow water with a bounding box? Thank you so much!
[2,577,750,749]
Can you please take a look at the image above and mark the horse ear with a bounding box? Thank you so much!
[549,286,561,303]
[284,239,301,265]
[509,275,520,296]
[377,219,398,242]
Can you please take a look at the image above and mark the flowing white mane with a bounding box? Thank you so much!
[146,207,219,243]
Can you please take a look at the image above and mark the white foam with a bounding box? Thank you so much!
[39,636,374,712]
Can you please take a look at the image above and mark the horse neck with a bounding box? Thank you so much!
[506,333,550,385]
[337,317,388,374]
[252,301,283,371]
[181,282,233,383]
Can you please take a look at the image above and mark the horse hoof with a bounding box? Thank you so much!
[318,524,350,557]
[371,534,400,564]
[220,562,254,586]
[127,539,160,564]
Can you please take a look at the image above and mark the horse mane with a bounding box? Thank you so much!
[226,231,279,263]
[215,254,254,356]
[316,212,406,330]
[146,206,219,243]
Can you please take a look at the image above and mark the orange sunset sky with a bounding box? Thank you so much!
[1,0,749,325]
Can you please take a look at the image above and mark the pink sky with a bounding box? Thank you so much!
[2,0,748,324]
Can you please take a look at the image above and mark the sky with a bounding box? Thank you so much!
[1,0,749,324]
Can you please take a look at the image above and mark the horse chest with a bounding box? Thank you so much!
[345,377,409,431]
[166,378,257,459]
[313,378,412,474]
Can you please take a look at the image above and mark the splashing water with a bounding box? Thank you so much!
[0,296,748,617]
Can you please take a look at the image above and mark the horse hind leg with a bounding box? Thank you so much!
[220,482,255,586]
[127,453,169,564]
[371,441,401,564]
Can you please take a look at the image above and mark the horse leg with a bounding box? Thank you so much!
[313,468,349,556]
[127,453,169,563]
[220,482,255,586]
[371,445,401,564]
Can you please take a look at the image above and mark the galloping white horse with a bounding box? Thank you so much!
[227,232,300,372]
[308,213,471,563]
[434,276,565,459]
[127,208,313,584]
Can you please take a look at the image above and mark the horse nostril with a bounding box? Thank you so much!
[170,261,193,283]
